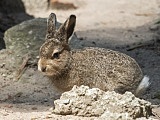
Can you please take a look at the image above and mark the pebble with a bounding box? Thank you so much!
[149,25,159,31]
[26,45,30,48]
[36,56,39,59]
[3,113,9,116]
[0,63,5,68]
[44,98,48,102]
[2,74,6,77]
[49,107,54,111]
[32,107,38,110]
[28,30,33,34]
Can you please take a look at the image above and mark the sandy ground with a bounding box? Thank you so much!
[0,0,160,119]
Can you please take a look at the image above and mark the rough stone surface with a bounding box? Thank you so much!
[53,85,152,119]
[4,18,47,59]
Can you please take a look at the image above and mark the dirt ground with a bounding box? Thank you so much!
[0,0,160,119]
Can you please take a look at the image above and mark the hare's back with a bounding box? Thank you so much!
[71,47,143,93]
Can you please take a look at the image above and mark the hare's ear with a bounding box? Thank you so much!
[57,15,76,43]
[47,13,57,37]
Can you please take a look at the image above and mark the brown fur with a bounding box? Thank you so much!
[38,13,143,94]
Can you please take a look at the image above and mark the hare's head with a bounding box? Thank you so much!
[38,13,76,77]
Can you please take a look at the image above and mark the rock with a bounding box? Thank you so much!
[53,85,152,119]
[4,18,47,59]
[149,24,159,31]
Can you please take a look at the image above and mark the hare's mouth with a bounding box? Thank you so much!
[42,69,60,77]
[38,66,54,77]
[38,59,61,77]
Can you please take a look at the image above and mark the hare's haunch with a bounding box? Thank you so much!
[38,13,150,96]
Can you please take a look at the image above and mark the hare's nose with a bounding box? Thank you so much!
[41,66,46,72]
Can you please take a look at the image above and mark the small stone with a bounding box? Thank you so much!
[44,98,48,102]
[0,63,5,68]
[4,104,13,108]
[149,25,159,31]
[3,113,9,116]
[59,99,70,105]
[2,74,6,77]
[32,107,37,110]
[31,118,38,120]
[93,108,104,115]
[45,115,53,119]
[79,37,84,40]
[28,30,33,34]
[26,45,30,48]
[41,115,46,119]
[49,107,54,111]
[36,56,39,59]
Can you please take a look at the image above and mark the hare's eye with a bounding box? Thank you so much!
[52,52,59,59]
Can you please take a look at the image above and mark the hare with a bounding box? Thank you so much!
[38,13,150,96]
